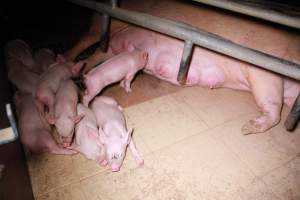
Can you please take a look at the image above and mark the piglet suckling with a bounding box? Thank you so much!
[14,93,76,155]
[91,96,143,172]
[70,103,107,165]
[46,79,84,147]
[35,57,84,117]
[83,46,148,106]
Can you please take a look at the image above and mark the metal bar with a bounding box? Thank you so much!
[284,92,300,131]
[177,40,194,85]
[0,104,19,145]
[99,13,110,52]
[66,0,300,81]
[192,0,300,30]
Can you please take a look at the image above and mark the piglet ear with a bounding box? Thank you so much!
[56,54,66,63]
[45,113,56,125]
[122,129,133,145]
[98,128,107,145]
[71,61,85,76]
[71,114,85,124]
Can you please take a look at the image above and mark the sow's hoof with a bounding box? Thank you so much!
[241,115,280,135]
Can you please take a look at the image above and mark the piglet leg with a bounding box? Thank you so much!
[129,138,144,166]
[242,68,283,135]
[120,74,134,93]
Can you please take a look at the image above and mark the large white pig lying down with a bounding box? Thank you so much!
[91,96,144,172]
[46,79,84,147]
[35,56,84,117]
[82,45,148,106]
[70,104,107,165]
[14,93,76,155]
[68,0,300,135]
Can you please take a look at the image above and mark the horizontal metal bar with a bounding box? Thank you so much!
[67,0,300,81]
[192,0,300,30]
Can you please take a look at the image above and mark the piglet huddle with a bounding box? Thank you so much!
[5,40,146,172]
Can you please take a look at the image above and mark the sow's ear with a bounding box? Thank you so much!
[122,129,133,145]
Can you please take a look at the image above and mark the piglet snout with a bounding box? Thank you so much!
[111,163,120,172]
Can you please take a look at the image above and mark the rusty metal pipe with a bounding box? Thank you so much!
[177,40,194,84]
[284,92,300,131]
[66,0,300,81]
[192,0,300,30]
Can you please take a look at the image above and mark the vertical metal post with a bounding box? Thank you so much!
[99,14,110,52]
[99,0,117,52]
[177,40,194,85]
[284,92,300,131]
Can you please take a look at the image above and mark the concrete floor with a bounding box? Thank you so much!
[27,73,300,200]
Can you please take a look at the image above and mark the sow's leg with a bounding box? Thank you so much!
[242,67,283,134]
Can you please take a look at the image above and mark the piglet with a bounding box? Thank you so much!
[70,103,107,165]
[46,79,83,147]
[6,58,39,96]
[14,93,75,155]
[35,57,84,116]
[34,48,56,72]
[4,39,40,74]
[91,96,143,172]
[83,46,148,106]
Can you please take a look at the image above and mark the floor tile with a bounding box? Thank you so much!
[263,156,300,200]
[36,182,86,200]
[209,114,297,177]
[172,87,257,127]
[27,154,79,197]
[151,133,259,200]
[125,95,208,152]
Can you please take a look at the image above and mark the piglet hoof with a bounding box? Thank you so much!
[125,88,132,93]
[118,105,123,111]
[100,159,108,167]
[63,143,71,148]
[137,159,144,167]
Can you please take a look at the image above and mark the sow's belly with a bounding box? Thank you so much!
[109,25,251,90]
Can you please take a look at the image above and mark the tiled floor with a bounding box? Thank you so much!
[26,75,300,200]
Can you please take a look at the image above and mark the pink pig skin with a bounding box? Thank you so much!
[65,1,300,134]
[82,47,148,106]
[4,39,41,74]
[14,93,76,155]
[91,96,144,172]
[46,79,84,147]
[78,0,300,135]
[35,58,84,117]
[34,48,56,72]
[6,58,40,96]
[71,104,107,165]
